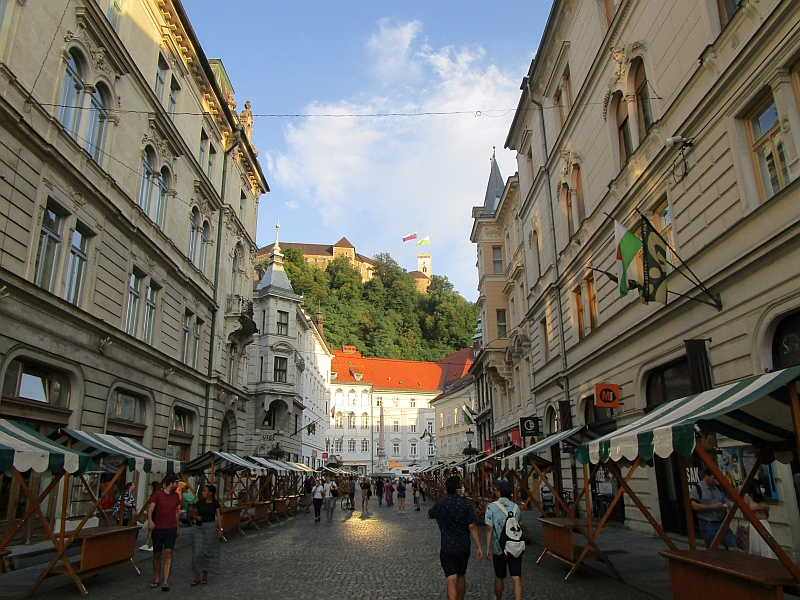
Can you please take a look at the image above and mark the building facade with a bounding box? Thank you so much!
[487,0,800,555]
[297,309,332,470]
[0,0,267,525]
[431,374,476,464]
[256,236,374,282]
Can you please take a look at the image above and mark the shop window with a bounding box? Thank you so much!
[646,357,692,407]
[35,200,66,294]
[2,360,70,407]
[773,311,800,369]
[748,95,789,202]
[64,225,90,307]
[277,310,289,335]
[108,390,145,423]
[85,85,110,163]
[58,49,84,139]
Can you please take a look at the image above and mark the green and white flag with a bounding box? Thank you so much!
[415,236,430,246]
[615,221,642,297]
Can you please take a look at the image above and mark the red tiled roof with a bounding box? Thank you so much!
[330,347,475,391]
[334,236,355,249]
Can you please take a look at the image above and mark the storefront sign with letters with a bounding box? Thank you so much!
[595,383,621,408]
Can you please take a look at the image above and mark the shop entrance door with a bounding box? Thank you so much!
[654,454,687,535]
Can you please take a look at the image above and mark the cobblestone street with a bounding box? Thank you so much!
[10,503,660,600]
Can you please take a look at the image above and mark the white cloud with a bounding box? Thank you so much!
[285,200,299,209]
[265,20,520,298]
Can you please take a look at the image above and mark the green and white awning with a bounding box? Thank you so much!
[185,451,267,476]
[248,456,288,472]
[502,426,585,470]
[53,429,182,474]
[575,366,800,465]
[0,420,92,474]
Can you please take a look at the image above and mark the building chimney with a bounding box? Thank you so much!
[315,312,324,335]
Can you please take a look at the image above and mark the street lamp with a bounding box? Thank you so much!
[463,428,478,457]
[466,429,474,449]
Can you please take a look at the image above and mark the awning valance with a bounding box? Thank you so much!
[184,451,267,476]
[502,426,585,468]
[575,366,800,465]
[0,420,92,474]
[472,444,520,466]
[52,429,182,474]
[248,456,288,472]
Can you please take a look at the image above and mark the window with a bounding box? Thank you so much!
[199,129,209,171]
[167,77,180,119]
[143,282,160,345]
[348,413,356,429]
[348,439,356,453]
[616,94,633,165]
[718,0,742,28]
[586,275,598,332]
[376,397,382,407]
[428,442,435,456]
[139,147,155,213]
[392,420,399,433]
[108,391,144,423]
[239,191,246,221]
[646,357,692,407]
[85,86,109,162]
[748,96,789,201]
[228,344,237,385]
[125,271,142,335]
[361,390,369,405]
[540,317,549,364]
[188,208,199,264]
[530,230,541,279]
[273,357,288,383]
[192,319,203,369]
[561,184,574,238]
[326,438,330,452]
[634,60,653,141]
[199,221,209,273]
[361,439,369,453]
[350,390,357,406]
[2,360,70,407]
[35,201,65,293]
[409,420,416,433]
[335,389,344,405]
[392,398,398,407]
[574,288,584,341]
[361,413,369,429]
[334,438,343,453]
[170,408,189,433]
[410,398,416,408]
[64,225,89,306]
[492,246,503,274]
[231,250,239,296]
[440,412,444,428]
[335,412,343,429]
[155,167,170,228]
[410,442,417,456]
[107,0,123,30]
[426,421,434,434]
[653,200,675,266]
[58,49,84,139]
[207,144,216,179]
[554,89,564,128]
[277,310,289,335]
[181,310,192,362]
[392,443,400,457]
[572,165,585,228]
[155,55,168,102]
[496,309,507,339]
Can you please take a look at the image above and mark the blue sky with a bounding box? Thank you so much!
[181,1,549,299]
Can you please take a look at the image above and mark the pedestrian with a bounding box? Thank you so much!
[375,478,385,506]
[323,477,338,523]
[385,480,395,507]
[413,480,421,511]
[111,481,136,526]
[744,479,776,558]
[311,478,325,523]
[690,467,738,550]
[361,477,371,512]
[303,476,314,513]
[140,481,162,551]
[191,484,222,586]
[348,476,356,510]
[397,478,407,513]
[420,480,427,504]
[147,473,182,591]
[427,475,483,600]
[485,481,523,600]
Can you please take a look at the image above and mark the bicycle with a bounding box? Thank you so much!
[340,493,352,511]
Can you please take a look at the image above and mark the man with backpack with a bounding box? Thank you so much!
[484,480,524,600]
[690,467,738,550]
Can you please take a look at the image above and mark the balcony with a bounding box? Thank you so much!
[224,294,258,345]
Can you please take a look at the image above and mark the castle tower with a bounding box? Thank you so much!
[417,252,432,276]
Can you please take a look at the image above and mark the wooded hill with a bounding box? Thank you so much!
[281,248,479,362]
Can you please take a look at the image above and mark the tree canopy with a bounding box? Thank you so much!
[281,249,478,361]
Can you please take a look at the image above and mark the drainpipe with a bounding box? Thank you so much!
[202,125,243,452]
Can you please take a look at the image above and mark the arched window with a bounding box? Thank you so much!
[138,147,155,213]
[155,167,170,228]
[361,413,369,428]
[228,343,237,385]
[546,406,559,435]
[58,49,84,138]
[188,208,200,264]
[348,412,356,429]
[230,249,239,296]
[772,311,800,369]
[633,59,653,141]
[616,92,633,166]
[85,84,109,162]
[529,229,540,280]
[199,221,209,273]
[560,183,573,238]
[572,165,585,226]
[2,359,70,408]
[334,411,343,429]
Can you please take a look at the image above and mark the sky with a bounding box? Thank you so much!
[181,1,550,300]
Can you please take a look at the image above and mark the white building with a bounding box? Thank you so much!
[297,309,332,470]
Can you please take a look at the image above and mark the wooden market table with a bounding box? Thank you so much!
[274,498,288,518]
[48,525,140,579]
[536,517,604,578]
[218,506,244,535]
[659,550,798,600]
[251,501,273,524]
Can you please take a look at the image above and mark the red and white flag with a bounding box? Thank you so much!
[402,231,418,242]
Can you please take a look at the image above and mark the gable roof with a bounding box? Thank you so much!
[256,241,375,265]
[334,237,355,249]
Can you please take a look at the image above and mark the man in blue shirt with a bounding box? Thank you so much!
[485,481,523,600]
[690,467,738,549]
[428,475,483,600]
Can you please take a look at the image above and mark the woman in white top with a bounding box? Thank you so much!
[311,479,325,523]
[323,478,338,523]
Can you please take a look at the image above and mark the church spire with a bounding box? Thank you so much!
[270,221,283,265]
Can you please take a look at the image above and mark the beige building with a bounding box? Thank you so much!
[431,374,477,464]
[482,0,800,555]
[256,236,375,282]
[0,0,267,526]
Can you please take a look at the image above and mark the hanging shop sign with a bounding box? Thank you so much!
[519,416,542,437]
[595,383,621,408]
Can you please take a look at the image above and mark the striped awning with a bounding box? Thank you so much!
[472,444,520,466]
[502,426,585,469]
[184,451,267,476]
[575,366,800,465]
[53,429,182,474]
[0,420,92,474]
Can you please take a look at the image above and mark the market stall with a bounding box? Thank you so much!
[0,420,93,591]
[574,365,800,598]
